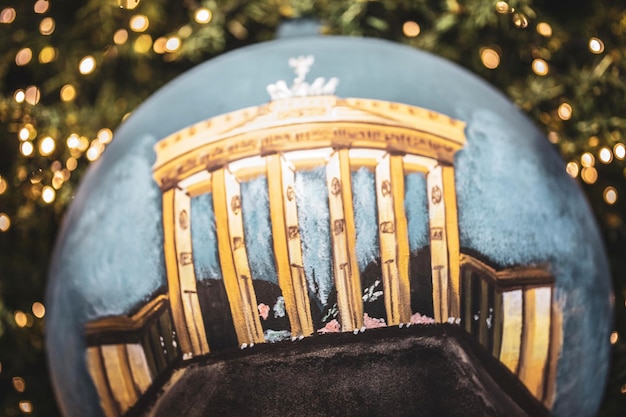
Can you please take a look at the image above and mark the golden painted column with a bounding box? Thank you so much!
[162,187,210,358]
[267,154,314,337]
[326,149,364,332]
[375,153,412,325]
[212,168,265,346]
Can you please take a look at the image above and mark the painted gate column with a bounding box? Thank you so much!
[212,168,265,346]
[267,154,314,337]
[162,187,210,358]
[375,153,412,325]
[326,149,364,332]
[426,164,461,323]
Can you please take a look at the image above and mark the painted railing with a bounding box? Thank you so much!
[84,295,179,417]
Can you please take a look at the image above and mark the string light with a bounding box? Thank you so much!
[532,58,549,75]
[13,377,26,392]
[14,89,25,103]
[581,152,595,167]
[536,22,552,37]
[14,311,28,327]
[604,186,618,205]
[113,29,129,45]
[42,186,56,203]
[165,36,181,52]
[134,34,153,53]
[566,161,579,178]
[153,37,167,54]
[19,401,33,414]
[557,102,572,120]
[39,136,56,156]
[589,37,605,54]
[495,1,510,13]
[24,86,40,105]
[97,128,113,144]
[34,0,50,14]
[0,213,10,232]
[40,17,55,35]
[60,84,76,102]
[19,127,31,141]
[480,48,500,69]
[194,8,212,24]
[66,157,78,171]
[39,46,57,63]
[32,302,46,319]
[129,14,149,32]
[15,48,33,66]
[599,147,613,164]
[79,56,96,75]
[0,7,16,24]
[581,166,598,184]
[0,176,7,195]
[402,21,421,37]
[20,141,34,157]
[614,143,625,160]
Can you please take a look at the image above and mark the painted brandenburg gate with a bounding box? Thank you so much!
[84,58,560,417]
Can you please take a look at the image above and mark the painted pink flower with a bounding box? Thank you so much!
[317,319,341,334]
[258,303,270,320]
[410,312,435,324]
[363,313,386,329]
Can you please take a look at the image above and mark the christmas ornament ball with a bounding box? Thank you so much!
[46,36,612,417]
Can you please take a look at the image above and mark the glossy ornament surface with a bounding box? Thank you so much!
[46,36,612,417]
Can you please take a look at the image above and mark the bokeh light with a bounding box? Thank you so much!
[599,147,613,164]
[614,143,625,160]
[557,103,572,120]
[604,187,618,205]
[40,17,55,35]
[34,0,50,14]
[532,58,549,75]
[589,37,605,54]
[14,89,25,103]
[566,161,579,178]
[130,14,149,32]
[194,8,212,24]
[79,56,96,75]
[495,1,509,13]
[39,45,57,63]
[113,29,129,45]
[0,213,10,232]
[32,302,46,319]
[0,7,16,24]
[480,48,500,69]
[97,128,113,144]
[13,377,26,392]
[42,186,56,203]
[14,311,28,327]
[20,141,34,157]
[60,84,77,102]
[581,152,595,167]
[165,36,181,52]
[0,176,7,195]
[581,166,598,184]
[25,86,40,105]
[402,21,421,38]
[15,48,33,66]
[536,22,552,37]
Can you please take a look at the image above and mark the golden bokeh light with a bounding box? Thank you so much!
[621,384,626,394]
[134,34,153,53]
[97,128,113,144]
[15,48,33,66]
[0,7,16,24]
[19,127,31,141]
[14,311,28,328]
[20,141,34,157]
[165,36,181,52]
[42,186,56,203]
[153,37,167,54]
[513,13,529,29]
[66,157,78,171]
[79,56,96,75]
[599,147,613,164]
[588,135,600,147]
[402,21,421,38]
[548,131,559,143]
[40,17,55,35]
[119,0,141,9]
[610,331,619,345]
[0,213,10,232]
[614,143,625,160]
[495,1,509,13]
[581,152,595,167]
[52,171,64,189]
[536,22,552,37]
[25,86,40,105]
[589,37,605,54]
[34,0,50,14]
[13,377,26,392]
[14,89,25,103]
[66,134,80,149]
[39,136,56,156]
[195,7,212,24]
[0,176,7,195]
[566,161,579,178]
[557,102,572,120]
[532,58,549,76]
[32,302,46,319]
[113,29,129,45]
[604,186,618,205]
[39,45,57,63]
[480,48,500,69]
[581,166,598,184]
[60,84,76,102]
[19,401,33,414]
[129,14,149,32]
[86,140,105,161]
